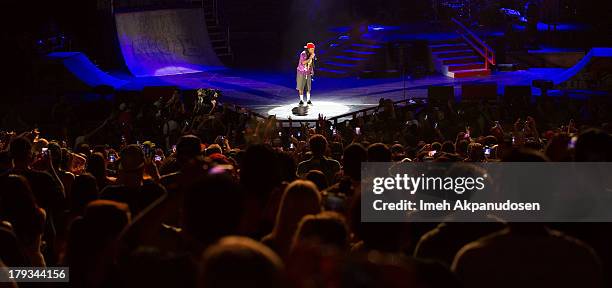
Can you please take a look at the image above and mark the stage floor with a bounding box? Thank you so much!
[112,68,565,120]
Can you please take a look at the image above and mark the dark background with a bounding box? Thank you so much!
[3,0,612,87]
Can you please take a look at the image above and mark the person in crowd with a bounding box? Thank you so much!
[502,147,550,162]
[73,116,111,152]
[63,200,131,288]
[367,143,392,162]
[8,136,65,264]
[0,150,12,174]
[87,152,115,190]
[431,142,442,152]
[178,174,245,253]
[291,211,349,253]
[200,236,285,288]
[414,218,506,267]
[161,89,186,149]
[9,137,65,211]
[240,144,283,238]
[0,224,31,271]
[297,134,341,183]
[390,143,407,161]
[464,142,485,162]
[544,132,573,161]
[0,259,18,288]
[305,170,329,191]
[575,128,612,162]
[441,140,455,154]
[204,143,223,156]
[0,175,46,266]
[158,135,209,226]
[336,252,462,288]
[122,167,243,256]
[329,141,344,162]
[285,211,350,288]
[69,173,99,217]
[349,192,415,254]
[340,143,367,183]
[262,180,322,259]
[31,138,49,159]
[320,143,367,215]
[47,141,75,198]
[452,223,603,288]
[455,139,469,159]
[100,144,166,217]
[120,246,196,288]
[278,151,298,183]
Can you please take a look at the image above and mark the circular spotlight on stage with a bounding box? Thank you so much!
[267,101,350,120]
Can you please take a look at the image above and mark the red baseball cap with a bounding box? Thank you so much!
[304,42,316,49]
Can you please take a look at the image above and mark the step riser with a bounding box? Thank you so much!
[313,40,378,78]
[448,64,485,72]
[430,45,469,52]
[433,51,475,58]
[448,70,491,78]
[429,39,463,45]
[429,39,490,78]
[440,57,481,65]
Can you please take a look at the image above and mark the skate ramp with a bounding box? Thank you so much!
[115,8,223,77]
[46,52,128,89]
[552,48,612,91]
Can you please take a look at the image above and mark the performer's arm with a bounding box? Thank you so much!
[301,53,315,65]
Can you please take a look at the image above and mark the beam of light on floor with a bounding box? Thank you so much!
[267,101,351,120]
[154,66,203,76]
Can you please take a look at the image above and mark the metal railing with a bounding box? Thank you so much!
[225,98,426,127]
[452,18,496,70]
[201,0,232,57]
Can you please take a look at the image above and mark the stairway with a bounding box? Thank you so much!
[429,39,491,78]
[201,0,233,63]
[316,36,385,78]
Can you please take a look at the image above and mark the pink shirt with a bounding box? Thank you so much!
[297,51,314,76]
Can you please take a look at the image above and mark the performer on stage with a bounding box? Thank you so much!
[297,42,316,105]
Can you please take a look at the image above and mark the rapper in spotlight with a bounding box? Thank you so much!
[296,42,316,105]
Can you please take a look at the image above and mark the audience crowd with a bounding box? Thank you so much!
[0,88,611,287]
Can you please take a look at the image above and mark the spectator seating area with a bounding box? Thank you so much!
[0,85,611,288]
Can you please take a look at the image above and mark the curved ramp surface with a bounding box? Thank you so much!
[115,8,223,77]
[552,48,612,91]
[46,52,128,89]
